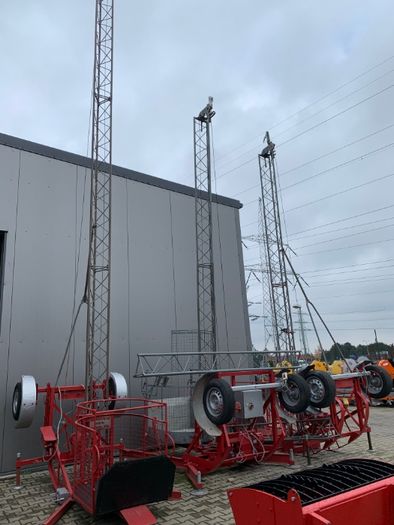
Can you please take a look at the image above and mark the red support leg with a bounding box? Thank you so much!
[43,498,74,525]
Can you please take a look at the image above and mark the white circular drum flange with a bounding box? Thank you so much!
[12,375,37,429]
[109,372,128,399]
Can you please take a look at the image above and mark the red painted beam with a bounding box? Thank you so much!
[43,498,74,525]
[228,477,394,525]
[119,505,157,525]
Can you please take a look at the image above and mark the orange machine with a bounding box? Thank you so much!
[377,359,394,403]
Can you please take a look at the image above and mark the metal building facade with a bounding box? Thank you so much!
[0,133,251,473]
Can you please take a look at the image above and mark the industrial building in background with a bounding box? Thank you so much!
[0,132,251,473]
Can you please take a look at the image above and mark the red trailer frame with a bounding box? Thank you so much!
[171,370,371,488]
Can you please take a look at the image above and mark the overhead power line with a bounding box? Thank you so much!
[287,204,394,237]
[243,171,394,209]
[231,125,394,198]
[278,83,394,148]
[292,222,394,250]
[290,216,394,243]
[232,138,394,198]
[308,275,394,286]
[273,68,394,142]
[309,289,394,301]
[282,142,394,191]
[297,236,394,256]
[243,221,394,252]
[286,172,394,213]
[315,317,394,322]
[216,54,394,166]
[325,327,394,331]
[279,123,394,177]
[304,264,394,278]
[301,258,394,275]
[217,83,394,180]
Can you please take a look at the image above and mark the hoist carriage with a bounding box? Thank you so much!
[12,374,177,525]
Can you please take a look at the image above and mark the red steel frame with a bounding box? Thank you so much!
[15,371,372,515]
[170,370,371,489]
[283,375,370,455]
[172,369,294,489]
[15,384,175,524]
[228,477,394,525]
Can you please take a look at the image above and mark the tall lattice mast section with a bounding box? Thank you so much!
[257,197,273,350]
[258,132,296,361]
[85,0,114,399]
[194,97,217,356]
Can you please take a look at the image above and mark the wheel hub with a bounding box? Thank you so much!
[368,373,383,394]
[206,387,224,416]
[308,377,325,403]
[283,383,300,406]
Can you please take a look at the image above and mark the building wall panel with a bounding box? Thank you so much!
[0,139,250,472]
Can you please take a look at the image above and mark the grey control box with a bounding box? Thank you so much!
[234,390,264,419]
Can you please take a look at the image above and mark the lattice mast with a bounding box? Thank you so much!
[257,197,273,350]
[194,97,217,356]
[85,0,114,399]
[258,132,296,361]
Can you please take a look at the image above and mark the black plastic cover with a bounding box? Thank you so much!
[95,455,175,516]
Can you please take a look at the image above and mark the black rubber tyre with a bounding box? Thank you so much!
[278,374,310,413]
[365,365,392,399]
[108,375,116,410]
[203,378,235,425]
[12,382,22,421]
[305,371,336,408]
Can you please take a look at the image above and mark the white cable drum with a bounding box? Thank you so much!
[109,372,128,399]
[13,375,37,429]
[191,374,222,437]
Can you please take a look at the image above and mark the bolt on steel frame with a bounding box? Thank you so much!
[258,132,296,361]
[85,0,114,399]
[194,98,217,360]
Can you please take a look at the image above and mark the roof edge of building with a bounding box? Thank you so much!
[0,132,242,209]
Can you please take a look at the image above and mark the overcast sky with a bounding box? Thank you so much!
[1,1,393,352]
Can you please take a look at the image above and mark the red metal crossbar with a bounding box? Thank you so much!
[228,477,394,525]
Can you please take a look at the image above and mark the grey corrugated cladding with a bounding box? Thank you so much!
[0,133,251,473]
[0,132,242,209]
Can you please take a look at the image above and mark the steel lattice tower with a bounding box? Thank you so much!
[85,0,114,399]
[257,197,273,350]
[258,132,296,361]
[194,97,217,356]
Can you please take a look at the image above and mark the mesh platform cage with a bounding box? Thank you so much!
[72,398,170,514]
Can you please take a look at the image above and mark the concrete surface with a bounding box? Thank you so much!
[0,407,393,524]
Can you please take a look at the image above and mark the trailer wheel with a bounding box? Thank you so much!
[304,371,336,408]
[278,374,310,413]
[365,365,392,399]
[203,378,235,425]
[12,375,37,428]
